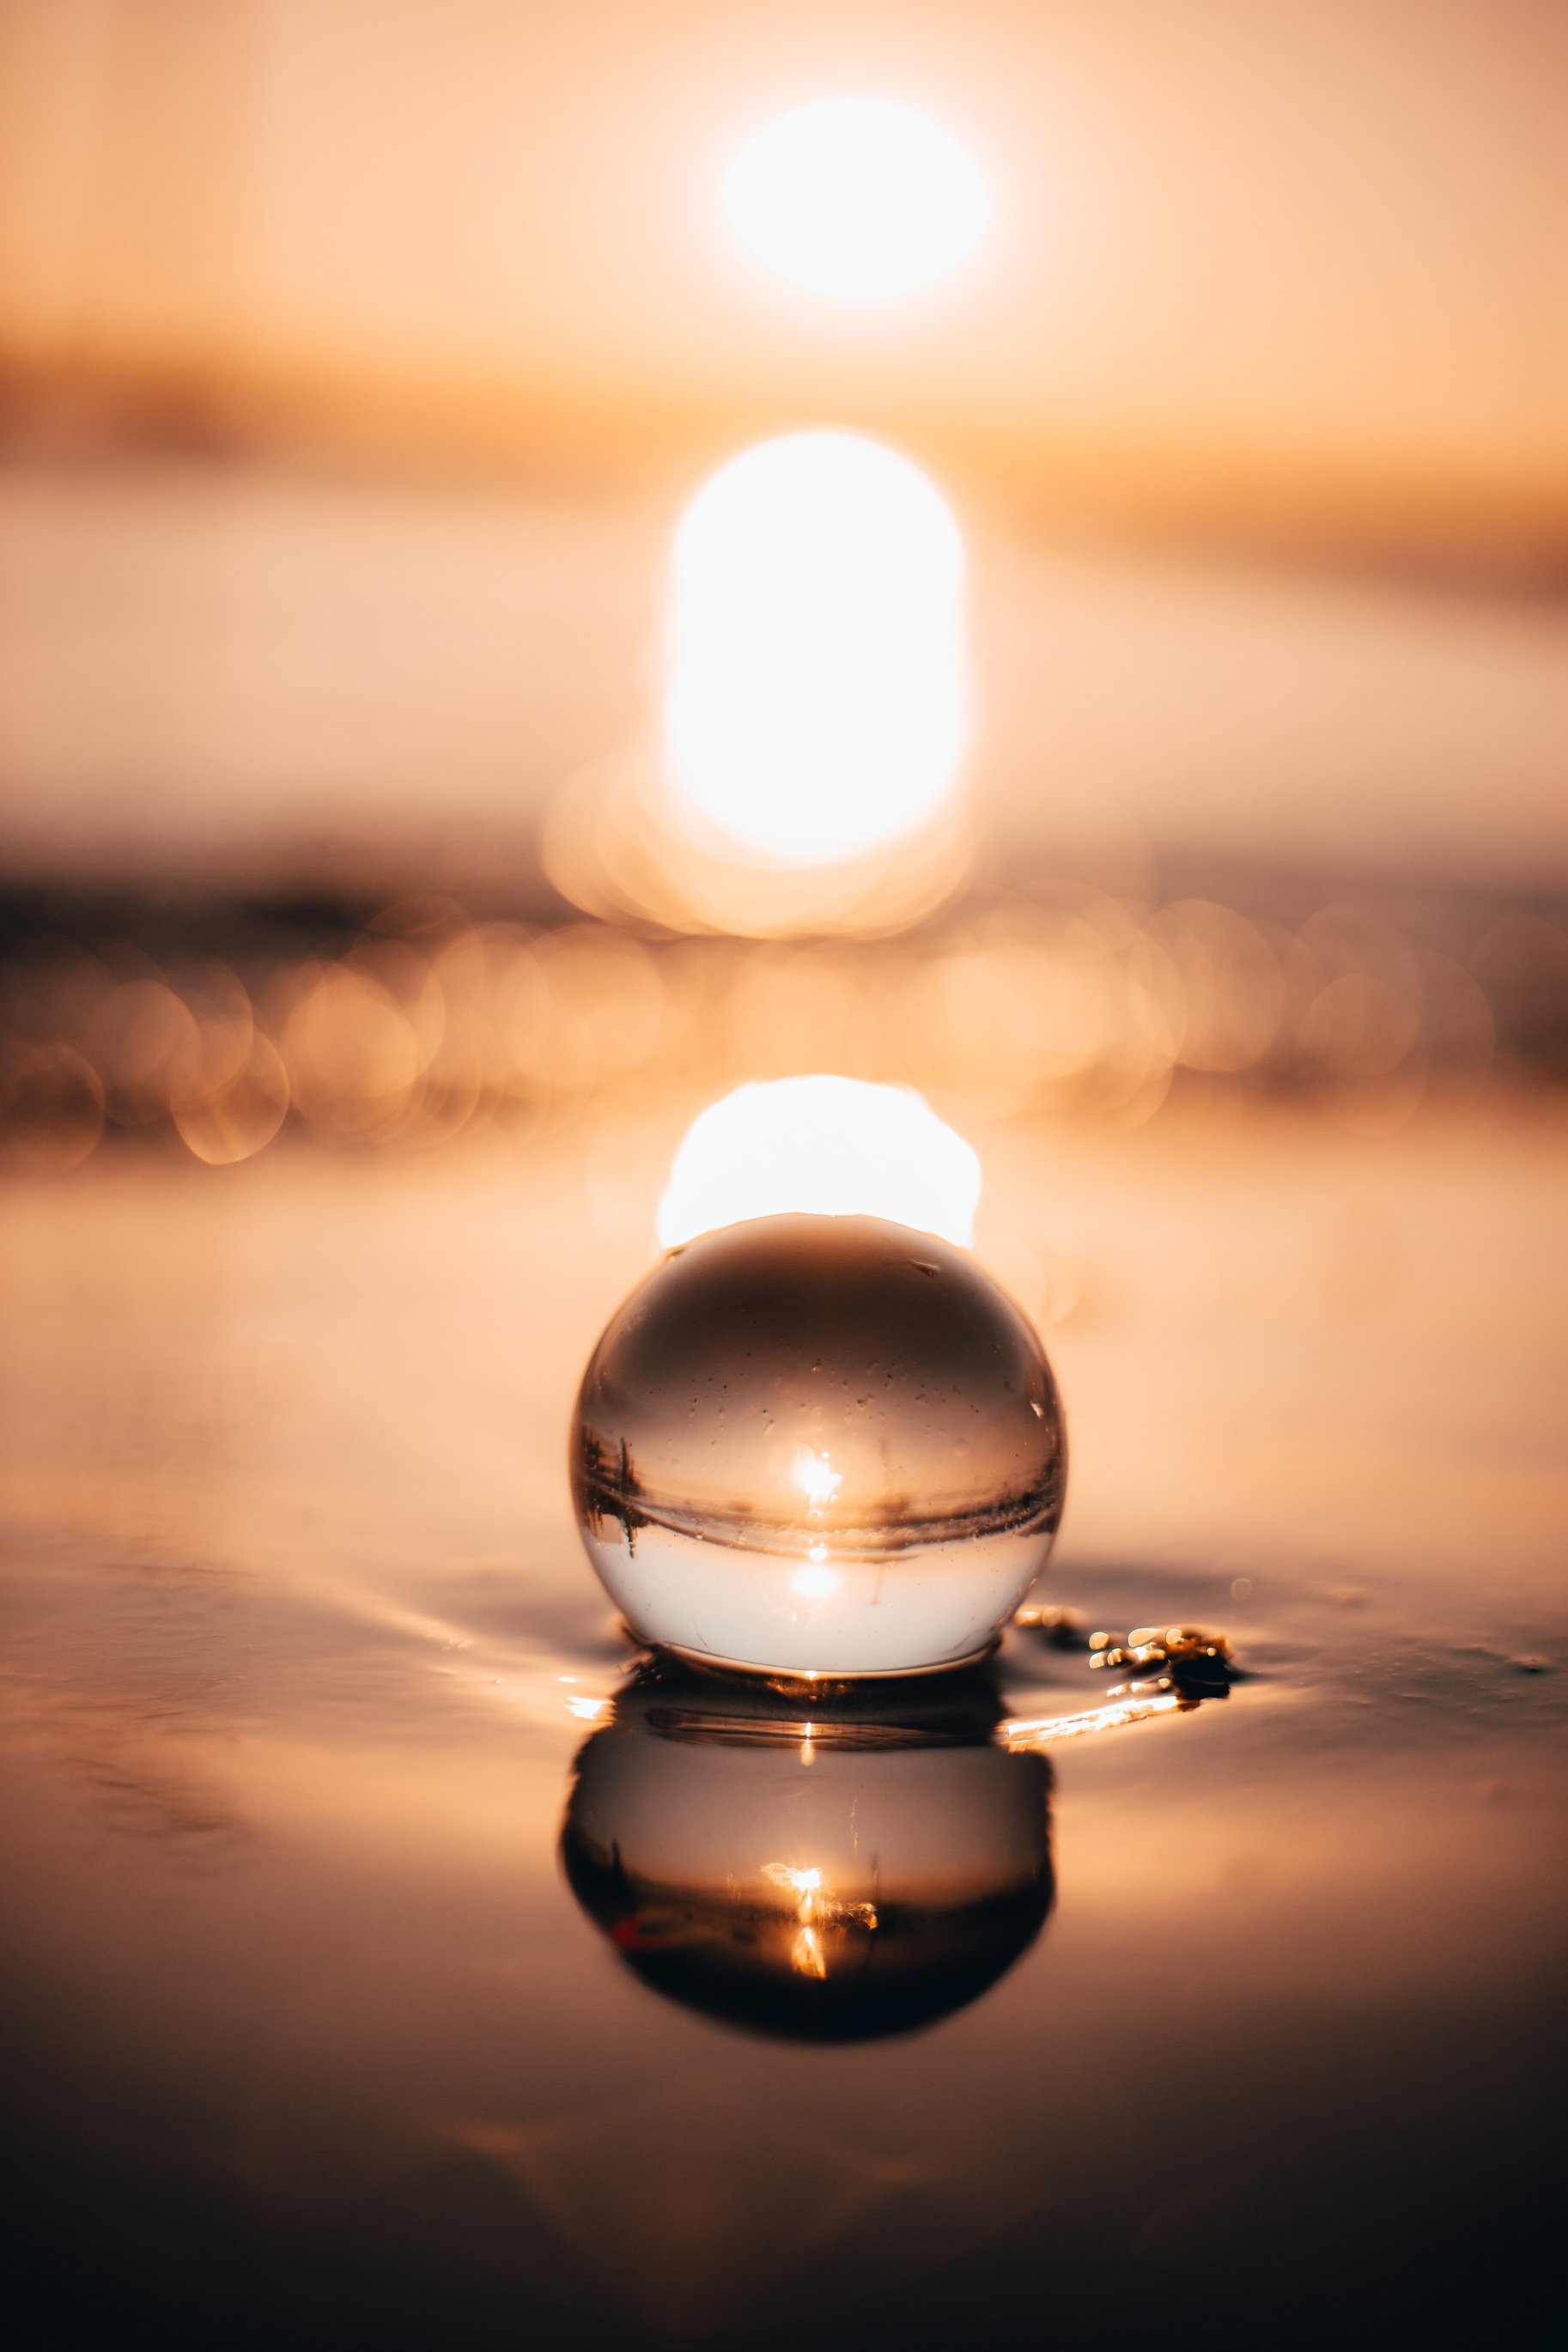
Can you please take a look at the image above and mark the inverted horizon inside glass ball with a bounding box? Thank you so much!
[571,1212,1066,1676]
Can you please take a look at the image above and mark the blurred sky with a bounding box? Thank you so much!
[3,0,1565,565]
[1,0,1565,900]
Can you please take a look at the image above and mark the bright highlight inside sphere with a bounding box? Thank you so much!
[793,1446,843,1505]
[789,1563,842,1601]
[665,433,967,866]
[656,1075,982,1249]
[724,98,989,298]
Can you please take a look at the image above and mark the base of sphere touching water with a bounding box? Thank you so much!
[651,1633,1003,1684]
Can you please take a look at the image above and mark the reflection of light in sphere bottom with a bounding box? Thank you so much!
[572,1214,1066,1677]
[562,1663,1053,2042]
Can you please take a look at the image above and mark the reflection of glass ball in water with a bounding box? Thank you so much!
[571,1212,1066,1677]
[562,1661,1054,2042]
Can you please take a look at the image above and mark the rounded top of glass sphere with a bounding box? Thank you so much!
[573,1212,1063,1562]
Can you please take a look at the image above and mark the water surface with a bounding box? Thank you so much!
[2,1101,1564,2347]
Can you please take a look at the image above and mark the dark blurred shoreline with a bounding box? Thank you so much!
[3,867,1563,1182]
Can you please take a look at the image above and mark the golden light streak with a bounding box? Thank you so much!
[1003,1693,1187,1747]
[791,1925,828,1979]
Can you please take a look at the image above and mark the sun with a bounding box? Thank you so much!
[723,98,989,300]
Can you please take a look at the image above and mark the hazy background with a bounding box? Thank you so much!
[1,0,1565,910]
[2,30,1565,2343]
[5,0,1567,548]
[0,0,1564,1211]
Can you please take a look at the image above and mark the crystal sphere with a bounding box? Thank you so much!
[571,1212,1066,1677]
[562,1660,1054,2041]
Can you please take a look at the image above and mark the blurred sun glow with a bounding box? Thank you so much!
[723,98,989,298]
[792,1446,842,1505]
[656,1075,982,1249]
[789,1563,842,1601]
[665,433,967,866]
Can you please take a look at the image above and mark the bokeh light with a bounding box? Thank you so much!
[665,433,967,866]
[0,888,1553,1176]
[656,1076,982,1249]
[723,99,989,298]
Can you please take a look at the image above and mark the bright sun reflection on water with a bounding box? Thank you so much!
[656,1075,981,1249]
[724,98,989,298]
[665,433,967,866]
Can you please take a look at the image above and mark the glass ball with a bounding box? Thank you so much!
[562,1660,1054,2041]
[571,1212,1066,1677]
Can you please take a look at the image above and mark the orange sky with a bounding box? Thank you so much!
[2,0,1565,562]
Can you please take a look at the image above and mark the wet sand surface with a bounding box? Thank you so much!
[2,1094,1565,2348]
